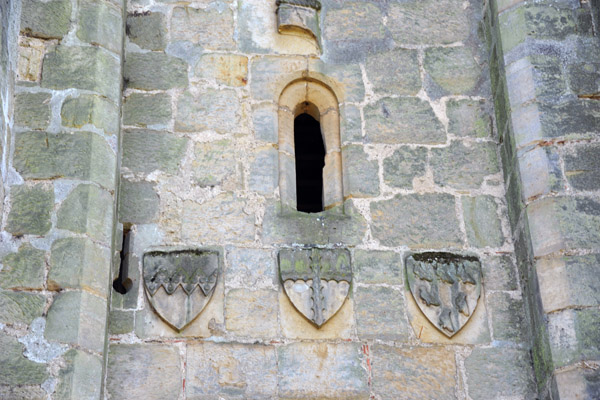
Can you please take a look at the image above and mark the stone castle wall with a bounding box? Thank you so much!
[0,0,598,399]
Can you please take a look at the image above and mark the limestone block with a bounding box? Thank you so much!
[106,344,182,399]
[175,89,240,134]
[465,347,536,399]
[447,99,492,138]
[353,250,403,285]
[20,0,71,39]
[108,310,134,335]
[0,243,45,290]
[17,36,45,82]
[122,92,171,127]
[481,255,518,291]
[252,103,278,143]
[424,46,483,96]
[388,0,470,45]
[366,48,420,96]
[118,180,159,224]
[355,286,409,341]
[250,56,306,101]
[42,45,120,101]
[55,349,102,400]
[124,52,188,91]
[249,146,278,195]
[171,5,234,50]
[277,3,320,42]
[0,385,47,399]
[548,308,600,367]
[14,131,116,190]
[370,193,462,248]
[45,291,106,353]
[195,53,248,87]
[186,342,277,399]
[431,141,499,189]
[383,146,427,189]
[48,237,111,298]
[567,62,600,95]
[122,129,188,175]
[225,289,278,338]
[61,95,119,135]
[365,97,445,144]
[191,140,236,187]
[57,184,114,244]
[0,332,48,386]
[0,291,45,325]
[126,12,167,51]
[564,143,600,191]
[342,145,379,198]
[555,365,600,400]
[308,59,365,102]
[536,100,600,141]
[488,292,527,343]
[225,247,276,289]
[340,104,361,144]
[371,345,456,399]
[278,343,369,399]
[14,92,51,130]
[462,196,504,248]
[6,184,53,236]
[76,0,123,54]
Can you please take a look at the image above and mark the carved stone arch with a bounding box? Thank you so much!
[278,78,343,212]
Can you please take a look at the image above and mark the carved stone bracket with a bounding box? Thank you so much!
[276,0,321,44]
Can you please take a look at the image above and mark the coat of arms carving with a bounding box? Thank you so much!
[279,248,351,328]
[406,253,482,337]
[143,249,219,332]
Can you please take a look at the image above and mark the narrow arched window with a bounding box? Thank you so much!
[294,113,325,213]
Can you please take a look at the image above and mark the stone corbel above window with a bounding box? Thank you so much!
[276,0,321,45]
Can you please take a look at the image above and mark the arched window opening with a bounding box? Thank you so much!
[294,113,325,213]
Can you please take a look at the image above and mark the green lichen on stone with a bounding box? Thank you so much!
[0,331,48,385]
[108,310,134,335]
[6,184,54,236]
[564,143,600,191]
[127,12,168,51]
[13,131,116,190]
[0,243,45,289]
[431,141,499,189]
[118,180,159,224]
[123,92,172,127]
[55,349,102,400]
[20,0,71,39]
[61,95,119,135]
[14,92,51,130]
[365,48,420,96]
[488,291,527,343]
[0,291,46,325]
[447,99,492,138]
[383,147,427,189]
[76,0,123,53]
[462,196,504,248]
[122,129,188,175]
[425,46,482,95]
[124,52,188,90]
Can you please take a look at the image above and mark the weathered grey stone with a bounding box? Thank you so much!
[342,145,379,198]
[555,365,600,400]
[14,131,116,190]
[465,347,536,399]
[0,385,47,400]
[388,0,470,45]
[548,308,600,368]
[122,129,188,175]
[108,310,134,335]
[175,89,240,134]
[6,184,53,236]
[371,194,462,248]
[191,140,235,187]
[249,56,306,101]
[118,180,159,224]
[0,243,45,289]
[481,256,518,291]
[122,92,171,127]
[57,184,114,244]
[76,0,123,53]
[564,143,600,191]
[447,99,492,138]
[225,247,276,289]
[462,196,504,248]
[186,342,277,399]
[340,104,362,144]
[425,46,483,96]
[14,92,51,130]
[20,0,71,39]
[537,100,600,141]
[45,291,106,353]
[225,289,278,337]
[567,62,600,95]
[308,59,365,103]
[127,12,167,51]
[182,193,255,244]
[278,343,368,399]
[0,332,48,385]
[42,45,120,101]
[365,97,446,144]
[249,146,278,195]
[355,286,408,341]
[55,349,102,400]
[277,3,319,42]
[431,141,499,189]
[488,292,527,343]
[195,53,248,87]
[0,291,45,325]
[106,344,182,399]
[372,345,457,399]
[353,250,403,285]
[366,48,420,96]
[252,103,277,143]
[171,5,235,50]
[124,52,188,90]
[61,95,119,135]
[48,237,111,297]
[383,147,427,189]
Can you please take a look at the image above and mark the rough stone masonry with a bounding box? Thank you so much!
[0,0,599,399]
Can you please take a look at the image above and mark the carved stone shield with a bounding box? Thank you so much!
[143,250,219,332]
[279,248,351,328]
[406,253,482,337]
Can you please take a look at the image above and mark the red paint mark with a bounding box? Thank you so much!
[362,344,372,386]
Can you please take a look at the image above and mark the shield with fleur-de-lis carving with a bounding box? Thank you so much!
[143,250,219,332]
[279,248,351,328]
